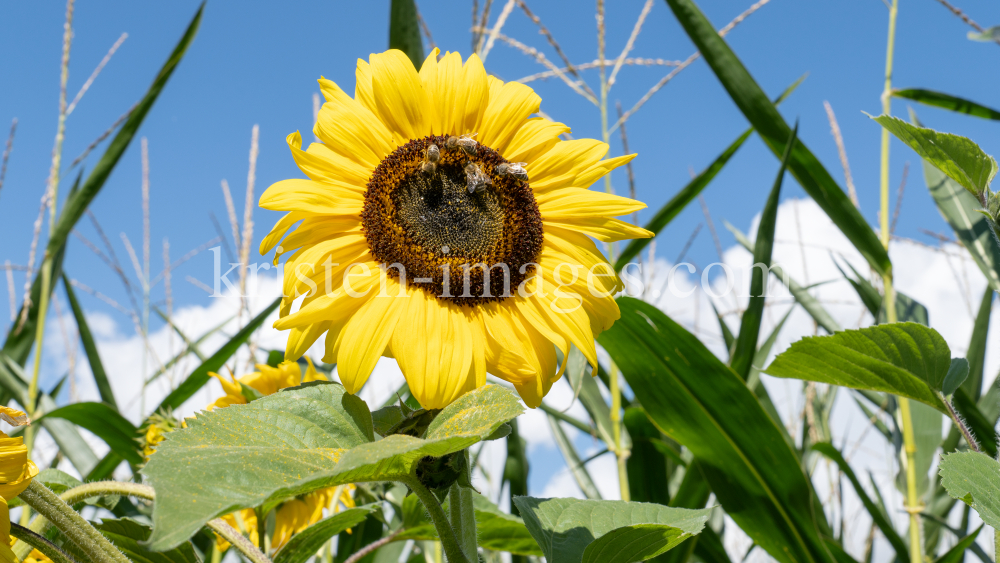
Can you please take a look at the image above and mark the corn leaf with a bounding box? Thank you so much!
[389,0,424,69]
[892,89,1000,121]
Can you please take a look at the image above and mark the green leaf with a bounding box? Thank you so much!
[564,346,631,452]
[967,26,1000,42]
[36,402,142,466]
[727,223,842,333]
[272,506,379,563]
[811,443,908,561]
[6,468,117,511]
[872,114,997,199]
[144,383,522,550]
[934,525,982,563]
[731,125,796,380]
[625,407,671,506]
[892,89,1000,121]
[546,413,602,500]
[664,0,890,277]
[942,358,968,397]
[599,297,834,563]
[765,323,952,413]
[512,497,710,563]
[614,75,805,270]
[154,296,280,413]
[63,273,117,410]
[964,287,993,400]
[389,0,424,70]
[895,401,942,500]
[95,518,201,563]
[395,492,543,556]
[939,451,1000,529]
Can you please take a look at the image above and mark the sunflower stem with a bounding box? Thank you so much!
[18,480,131,563]
[10,523,79,563]
[403,475,471,563]
[448,453,477,560]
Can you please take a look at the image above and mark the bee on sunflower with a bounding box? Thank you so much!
[260,48,651,410]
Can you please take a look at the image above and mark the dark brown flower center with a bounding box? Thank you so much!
[362,135,543,305]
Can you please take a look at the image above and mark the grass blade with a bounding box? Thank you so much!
[664,0,890,276]
[154,296,280,413]
[62,273,117,410]
[389,0,424,70]
[546,413,602,500]
[36,402,142,466]
[614,76,805,270]
[963,286,993,401]
[893,89,1000,121]
[731,124,797,381]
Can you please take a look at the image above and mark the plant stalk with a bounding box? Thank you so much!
[941,393,980,453]
[18,480,131,563]
[11,523,79,563]
[402,475,471,563]
[448,481,476,560]
[879,1,918,560]
[207,519,273,563]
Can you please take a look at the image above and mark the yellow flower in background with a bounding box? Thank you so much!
[0,431,37,500]
[0,407,27,428]
[260,48,651,409]
[208,358,325,410]
[0,497,19,563]
[216,509,258,552]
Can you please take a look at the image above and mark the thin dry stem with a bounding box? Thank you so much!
[238,126,259,312]
[68,279,131,317]
[142,137,150,285]
[518,58,683,83]
[416,7,437,52]
[823,101,859,208]
[891,161,908,234]
[151,236,221,288]
[220,179,240,252]
[5,262,15,323]
[18,192,51,333]
[49,293,77,402]
[0,119,17,197]
[185,275,213,295]
[608,0,655,87]
[69,104,135,170]
[615,101,638,226]
[516,0,597,99]
[480,0,518,62]
[209,211,236,263]
[163,238,174,386]
[933,0,1000,46]
[611,0,770,133]
[481,30,598,104]
[474,0,495,53]
[120,233,145,287]
[66,32,127,116]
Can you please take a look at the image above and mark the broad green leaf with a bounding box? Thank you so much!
[968,26,1000,42]
[615,76,805,270]
[765,323,952,413]
[935,525,982,563]
[731,125,795,380]
[924,151,1000,292]
[395,493,543,556]
[512,497,710,563]
[63,273,117,410]
[664,0,890,276]
[873,115,997,199]
[564,346,631,452]
[624,407,671,506]
[37,402,142,466]
[154,296,280,412]
[272,506,379,563]
[144,383,522,550]
[727,223,842,333]
[389,0,424,70]
[892,89,1000,121]
[95,518,201,563]
[600,297,834,563]
[812,443,907,561]
[939,451,1000,529]
[964,287,993,400]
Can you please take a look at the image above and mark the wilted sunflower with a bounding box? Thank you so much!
[260,48,651,409]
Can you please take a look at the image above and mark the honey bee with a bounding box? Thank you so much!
[426,144,440,162]
[496,162,528,181]
[464,162,492,193]
[420,161,437,175]
[456,133,478,155]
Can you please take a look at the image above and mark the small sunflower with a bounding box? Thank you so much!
[0,430,37,500]
[261,48,651,409]
[207,358,324,410]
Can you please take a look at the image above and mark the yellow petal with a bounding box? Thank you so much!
[0,407,27,427]
[478,81,540,154]
[286,131,372,188]
[354,58,377,115]
[574,153,636,188]
[545,216,653,242]
[528,139,607,192]
[285,321,331,361]
[504,117,570,164]
[369,50,431,142]
[260,211,304,256]
[315,77,395,169]
[537,188,647,219]
[336,286,405,395]
[259,179,363,215]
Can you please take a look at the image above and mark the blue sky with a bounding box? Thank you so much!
[1,0,999,329]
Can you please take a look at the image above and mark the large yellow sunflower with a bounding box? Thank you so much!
[260,48,651,409]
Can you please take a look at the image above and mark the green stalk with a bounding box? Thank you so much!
[207,519,273,563]
[10,523,78,563]
[879,2,918,561]
[596,0,631,503]
[448,481,477,561]
[402,475,471,563]
[18,480,131,563]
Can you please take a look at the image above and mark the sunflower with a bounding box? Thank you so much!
[0,431,37,500]
[260,48,651,409]
[207,358,325,410]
